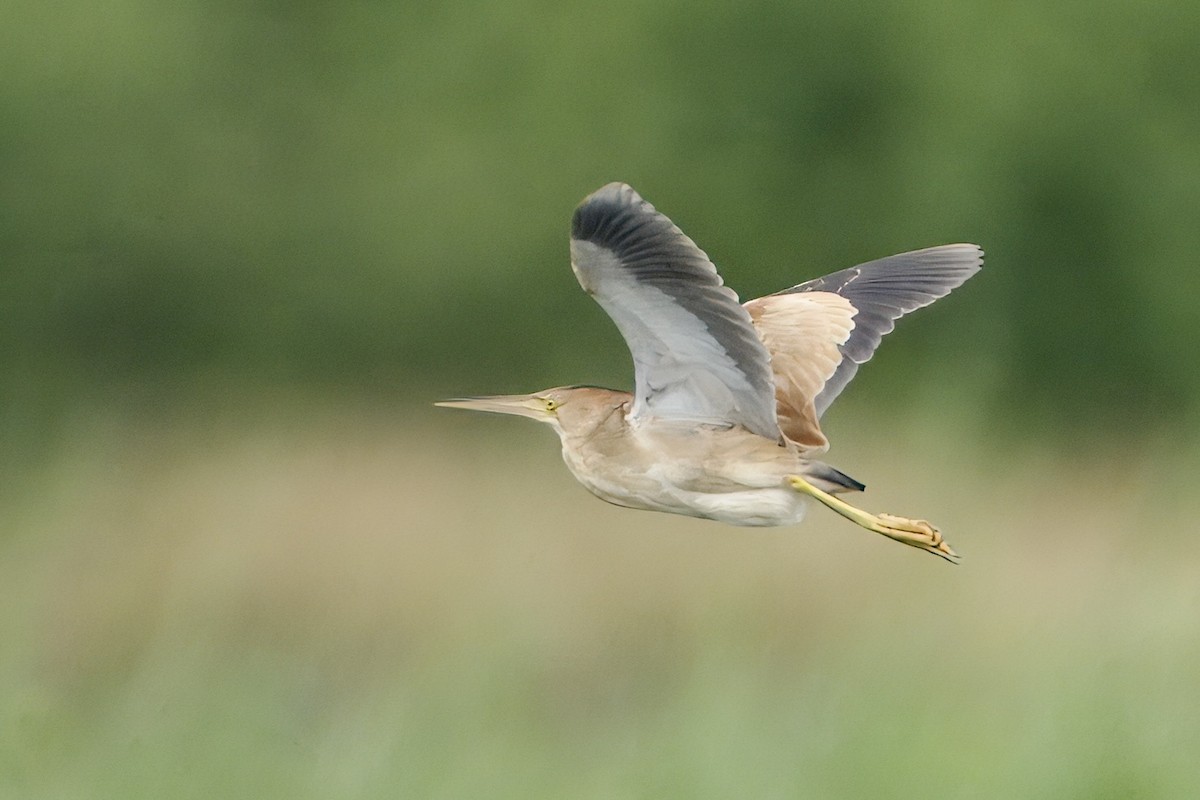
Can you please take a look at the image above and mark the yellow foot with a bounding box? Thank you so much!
[787,475,960,564]
[874,513,959,564]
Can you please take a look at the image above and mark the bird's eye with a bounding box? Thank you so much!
[543,398,560,412]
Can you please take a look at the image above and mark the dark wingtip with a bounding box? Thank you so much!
[959,242,985,274]
[571,182,641,243]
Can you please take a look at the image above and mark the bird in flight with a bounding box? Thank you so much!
[438,183,981,561]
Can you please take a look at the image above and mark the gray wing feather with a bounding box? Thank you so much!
[778,244,983,416]
[570,183,779,439]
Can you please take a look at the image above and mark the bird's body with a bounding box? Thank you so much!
[555,396,816,527]
[439,183,981,561]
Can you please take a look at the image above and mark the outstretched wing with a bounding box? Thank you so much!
[747,244,982,450]
[570,183,780,439]
[743,291,856,451]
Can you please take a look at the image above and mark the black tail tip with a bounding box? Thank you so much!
[809,463,866,494]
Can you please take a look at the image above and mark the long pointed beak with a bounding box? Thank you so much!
[434,393,550,421]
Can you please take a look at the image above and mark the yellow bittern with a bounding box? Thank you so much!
[439,183,981,562]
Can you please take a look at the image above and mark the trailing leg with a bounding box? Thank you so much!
[787,474,959,563]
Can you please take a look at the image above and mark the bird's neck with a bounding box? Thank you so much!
[559,395,632,446]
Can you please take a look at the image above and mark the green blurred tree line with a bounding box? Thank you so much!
[3,0,1198,444]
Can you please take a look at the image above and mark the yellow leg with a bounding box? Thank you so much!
[787,475,959,563]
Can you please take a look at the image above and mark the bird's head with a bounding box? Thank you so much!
[435,386,626,437]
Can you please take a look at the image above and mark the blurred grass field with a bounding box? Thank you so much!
[6,0,1200,796]
[3,397,1199,798]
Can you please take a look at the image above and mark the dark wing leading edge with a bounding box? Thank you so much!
[775,243,984,419]
[569,183,780,440]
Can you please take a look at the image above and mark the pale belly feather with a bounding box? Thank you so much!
[559,427,811,527]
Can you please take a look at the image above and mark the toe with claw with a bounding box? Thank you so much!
[787,474,960,563]
[876,513,959,563]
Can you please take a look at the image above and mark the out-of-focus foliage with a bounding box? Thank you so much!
[3,0,1199,448]
[4,411,1200,798]
[6,4,1200,796]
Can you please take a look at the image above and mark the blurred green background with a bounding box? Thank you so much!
[4,0,1200,797]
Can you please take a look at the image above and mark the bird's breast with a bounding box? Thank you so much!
[558,425,809,527]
